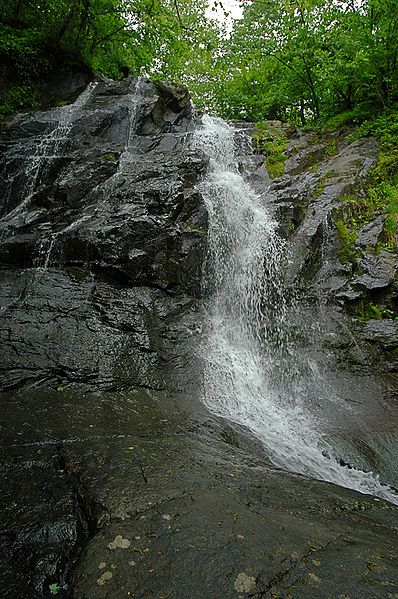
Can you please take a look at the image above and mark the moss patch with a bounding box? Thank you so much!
[335,219,360,264]
[101,152,118,162]
[67,266,90,281]
[253,121,289,179]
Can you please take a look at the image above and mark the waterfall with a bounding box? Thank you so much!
[194,115,398,505]
[119,78,145,171]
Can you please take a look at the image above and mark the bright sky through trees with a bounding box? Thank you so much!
[206,0,243,32]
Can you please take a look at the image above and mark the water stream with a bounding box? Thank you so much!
[2,81,98,223]
[194,115,398,505]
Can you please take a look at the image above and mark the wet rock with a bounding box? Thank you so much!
[0,77,207,596]
[0,78,208,294]
[361,319,398,346]
[357,216,385,250]
[353,251,397,291]
[275,136,379,291]
[285,140,328,175]
[66,389,398,599]
[360,319,398,374]
[266,126,398,375]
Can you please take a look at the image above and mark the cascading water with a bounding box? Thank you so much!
[2,81,98,222]
[35,78,145,270]
[194,115,398,505]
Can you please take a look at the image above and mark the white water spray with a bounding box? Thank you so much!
[194,115,398,505]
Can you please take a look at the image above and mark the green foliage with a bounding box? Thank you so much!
[355,301,395,321]
[202,0,398,124]
[357,112,398,149]
[0,0,220,116]
[0,85,38,119]
[319,106,376,132]
[49,583,61,595]
[356,113,398,229]
[2,0,398,133]
[333,111,398,251]
[338,187,398,251]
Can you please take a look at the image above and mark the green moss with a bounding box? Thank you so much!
[57,99,71,107]
[253,122,288,179]
[314,175,328,197]
[375,239,396,253]
[67,266,90,281]
[266,156,286,178]
[338,195,375,229]
[185,223,206,235]
[101,152,118,162]
[324,139,337,157]
[335,219,360,264]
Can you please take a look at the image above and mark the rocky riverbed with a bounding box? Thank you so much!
[0,77,397,598]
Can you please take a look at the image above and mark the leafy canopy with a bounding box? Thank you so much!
[2,0,398,126]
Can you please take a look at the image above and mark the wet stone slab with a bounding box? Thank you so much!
[2,385,398,599]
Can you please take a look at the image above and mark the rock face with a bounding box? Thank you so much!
[264,127,398,374]
[0,78,207,394]
[1,79,398,599]
[0,77,208,598]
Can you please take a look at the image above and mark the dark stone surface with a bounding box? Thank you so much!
[2,386,398,599]
[255,126,398,374]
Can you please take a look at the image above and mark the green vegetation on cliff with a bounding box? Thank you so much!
[333,113,398,257]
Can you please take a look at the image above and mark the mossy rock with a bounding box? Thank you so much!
[101,152,118,162]
[67,266,91,281]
